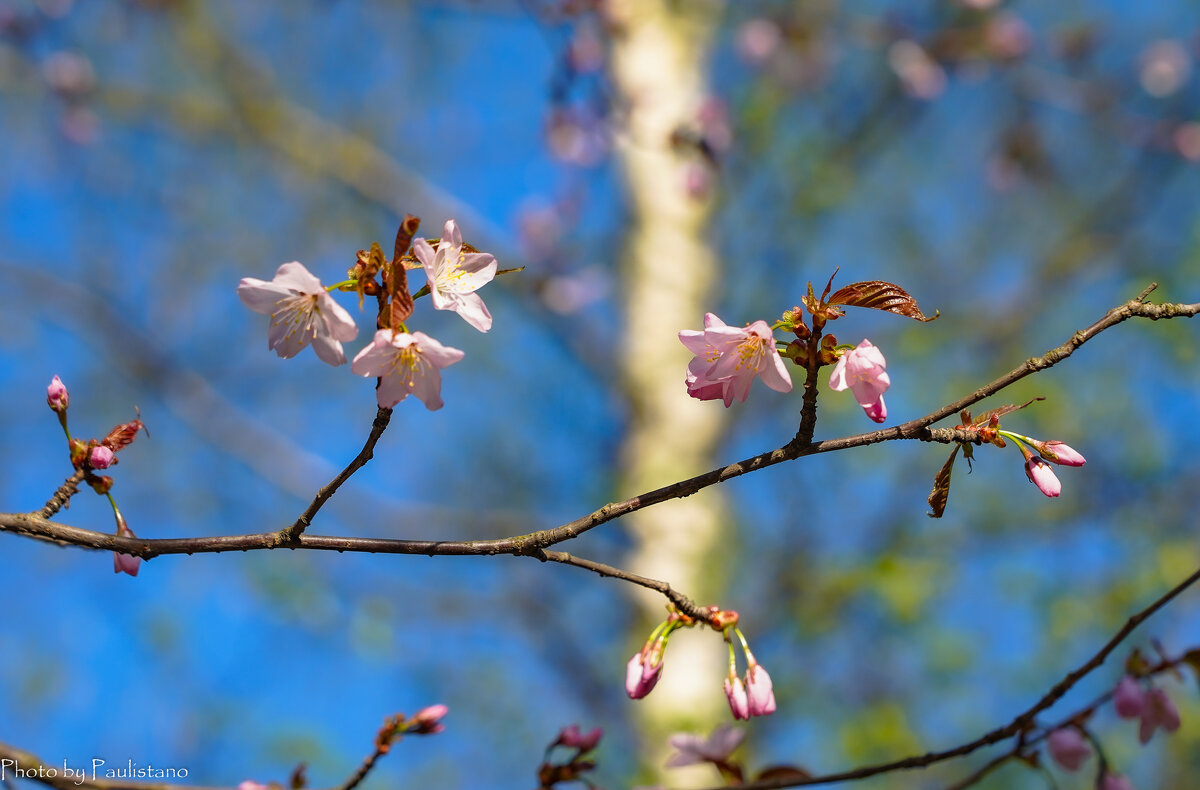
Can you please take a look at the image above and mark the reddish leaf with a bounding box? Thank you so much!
[828,280,938,322]
[927,444,960,518]
[392,214,421,264]
[970,397,1045,426]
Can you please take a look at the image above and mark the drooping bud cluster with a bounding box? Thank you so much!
[722,626,776,720]
[999,430,1087,498]
[537,724,603,788]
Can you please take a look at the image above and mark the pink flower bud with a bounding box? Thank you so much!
[555,724,603,751]
[1039,441,1086,467]
[724,675,750,720]
[1100,772,1135,790]
[1114,675,1145,719]
[626,651,663,700]
[829,339,890,423]
[1024,456,1061,497]
[89,445,115,469]
[113,517,140,577]
[1138,686,1181,744]
[409,704,448,734]
[1046,727,1090,772]
[47,375,69,413]
[745,664,776,716]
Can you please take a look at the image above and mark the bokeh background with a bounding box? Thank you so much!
[1,1,1199,788]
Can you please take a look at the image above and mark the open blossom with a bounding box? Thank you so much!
[47,375,69,413]
[113,515,139,577]
[1114,675,1145,719]
[679,313,792,406]
[829,339,889,422]
[351,329,464,411]
[412,220,498,332]
[238,262,358,365]
[1025,455,1062,497]
[724,675,750,720]
[1138,686,1181,744]
[745,663,776,716]
[1046,727,1091,771]
[665,724,745,768]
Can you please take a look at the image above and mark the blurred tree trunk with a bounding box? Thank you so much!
[608,0,727,785]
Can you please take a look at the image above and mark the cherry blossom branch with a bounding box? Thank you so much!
[692,562,1200,790]
[278,407,393,543]
[1,289,1195,576]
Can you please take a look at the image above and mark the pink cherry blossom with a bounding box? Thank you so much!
[626,651,663,700]
[89,445,115,469]
[113,516,139,577]
[1138,686,1181,744]
[1046,727,1091,772]
[47,375,69,413]
[1025,456,1062,497]
[1101,772,1135,790]
[829,339,890,423]
[679,313,792,407]
[724,675,750,720]
[745,663,776,716]
[238,262,358,365]
[412,220,498,332]
[237,782,268,790]
[351,329,464,411]
[1114,675,1145,719]
[665,724,745,768]
[409,703,448,734]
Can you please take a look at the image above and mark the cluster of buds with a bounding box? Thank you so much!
[375,704,449,750]
[536,725,602,789]
[626,607,776,721]
[1042,652,1184,789]
[997,430,1087,498]
[45,376,144,576]
[237,217,502,411]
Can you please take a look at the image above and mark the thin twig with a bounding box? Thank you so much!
[278,407,392,543]
[39,468,84,519]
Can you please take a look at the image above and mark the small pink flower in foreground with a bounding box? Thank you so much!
[829,339,890,423]
[555,724,603,752]
[1024,455,1062,497]
[408,704,448,734]
[238,262,358,365]
[89,445,115,469]
[745,663,776,716]
[412,220,499,333]
[237,783,269,790]
[679,312,792,407]
[724,675,750,720]
[665,724,745,768]
[1114,675,1145,719]
[1046,727,1091,772]
[1138,686,1181,744]
[113,515,139,577]
[626,651,663,700]
[47,375,69,413]
[351,329,464,411]
[1101,772,1135,790]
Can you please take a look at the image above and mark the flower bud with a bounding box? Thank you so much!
[1038,440,1086,467]
[47,375,69,413]
[1113,675,1145,719]
[745,664,776,716]
[625,652,663,700]
[554,724,602,751]
[724,675,750,720]
[113,516,140,577]
[89,445,115,469]
[1024,456,1062,497]
[408,704,448,734]
[1046,727,1090,772]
